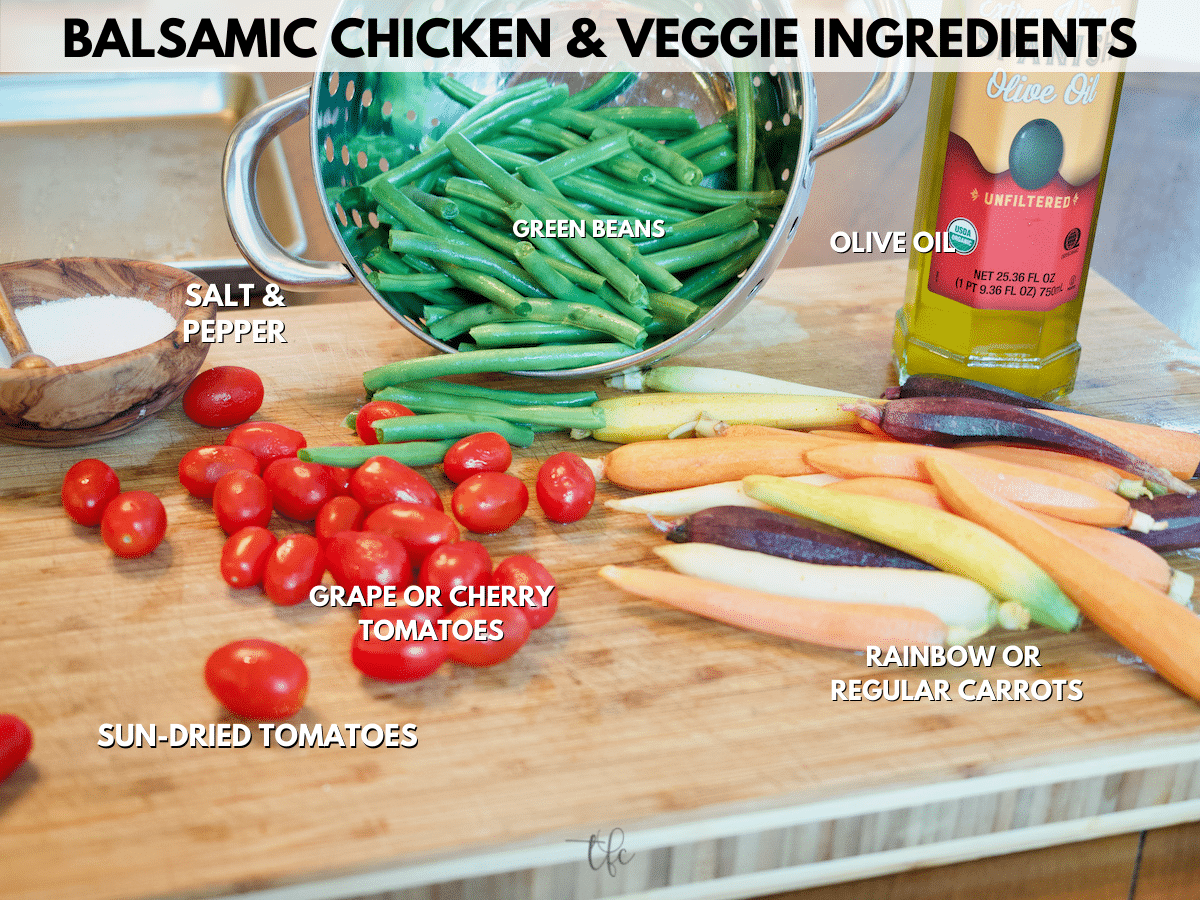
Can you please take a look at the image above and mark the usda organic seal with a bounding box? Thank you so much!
[946,217,978,254]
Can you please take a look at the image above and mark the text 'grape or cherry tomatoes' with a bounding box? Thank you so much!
[0,714,33,783]
[61,458,120,527]
[263,458,336,522]
[224,421,306,468]
[493,555,558,629]
[451,471,528,534]
[325,531,411,593]
[447,605,531,667]
[101,491,167,559]
[220,526,277,589]
[355,400,414,445]
[204,639,308,720]
[536,452,597,524]
[351,631,448,683]
[182,366,264,428]
[212,470,272,535]
[178,445,259,500]
[442,432,512,484]
[263,534,325,606]
[351,456,442,512]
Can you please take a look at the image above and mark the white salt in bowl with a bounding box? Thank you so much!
[0,258,216,447]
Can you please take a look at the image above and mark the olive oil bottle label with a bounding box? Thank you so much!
[926,69,1121,312]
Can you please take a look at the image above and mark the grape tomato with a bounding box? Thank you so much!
[262,534,325,606]
[535,452,596,524]
[101,491,167,559]
[61,458,120,527]
[263,458,336,522]
[315,496,365,546]
[492,555,558,629]
[178,445,259,500]
[204,639,308,720]
[225,422,306,468]
[0,714,33,783]
[363,502,458,567]
[325,531,411,593]
[351,632,448,683]
[212,470,272,535]
[442,432,512,484]
[446,606,531,668]
[220,526,277,589]
[355,400,415,445]
[451,471,528,534]
[418,541,492,618]
[182,366,264,428]
[350,456,442,512]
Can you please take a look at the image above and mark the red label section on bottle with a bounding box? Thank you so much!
[927,133,1099,311]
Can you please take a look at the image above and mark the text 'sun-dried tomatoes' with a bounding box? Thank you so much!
[61,458,120,527]
[182,366,264,428]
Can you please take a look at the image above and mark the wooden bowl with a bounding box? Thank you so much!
[0,258,216,447]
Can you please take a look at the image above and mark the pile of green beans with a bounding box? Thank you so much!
[333,71,782,367]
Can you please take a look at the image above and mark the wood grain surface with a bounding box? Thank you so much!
[2,260,1200,900]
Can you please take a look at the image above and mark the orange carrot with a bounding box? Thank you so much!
[926,457,1200,702]
[710,424,846,444]
[828,477,951,512]
[597,565,948,651]
[1040,410,1200,481]
[600,435,819,492]
[806,442,1147,529]
[1028,512,1172,594]
[808,428,889,442]
[958,444,1145,496]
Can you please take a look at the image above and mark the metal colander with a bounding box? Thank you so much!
[224,6,911,377]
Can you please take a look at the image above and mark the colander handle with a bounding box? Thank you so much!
[811,0,915,159]
[223,86,357,289]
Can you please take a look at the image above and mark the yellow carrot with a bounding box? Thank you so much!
[926,456,1200,702]
[597,565,947,651]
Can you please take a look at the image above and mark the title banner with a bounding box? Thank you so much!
[1,0,1195,72]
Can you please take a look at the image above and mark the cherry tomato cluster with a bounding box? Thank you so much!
[61,458,168,559]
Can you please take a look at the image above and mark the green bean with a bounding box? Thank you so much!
[364,246,411,275]
[443,132,648,306]
[552,171,694,224]
[368,270,458,292]
[451,212,605,293]
[434,262,533,312]
[401,379,599,407]
[544,108,703,186]
[513,241,605,307]
[533,132,632,182]
[500,202,590,270]
[370,82,568,188]
[667,122,734,158]
[365,343,630,391]
[693,278,741,308]
[560,72,637,110]
[693,144,738,176]
[445,77,549,138]
[512,119,651,184]
[734,72,757,193]
[674,238,767,301]
[487,290,647,350]
[373,385,606,430]
[300,440,457,468]
[450,197,510,229]
[639,163,787,210]
[374,412,536,447]
[486,133,558,156]
[643,221,761,273]
[375,289,425,319]
[443,178,510,213]
[592,106,699,133]
[633,203,757,254]
[469,321,607,349]
[437,75,485,108]
[402,185,458,220]
[509,119,586,151]
[427,302,521,341]
[388,231,547,298]
[647,292,703,331]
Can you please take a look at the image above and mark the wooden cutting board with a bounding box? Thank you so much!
[3,260,1200,900]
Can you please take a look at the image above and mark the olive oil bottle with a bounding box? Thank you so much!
[893,62,1126,400]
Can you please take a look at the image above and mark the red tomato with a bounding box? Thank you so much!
[363,502,459,567]
[536,452,597,523]
[262,534,325,606]
[212,470,272,535]
[325,531,411,593]
[61,458,120,526]
[442,432,512,484]
[446,605,531,667]
[350,456,442,511]
[220,526,277,589]
[182,366,265,428]
[178,445,259,500]
[492,555,558,629]
[204,639,308,720]
[355,400,415,445]
[315,496,365,546]
[351,631,448,683]
[263,458,336,522]
[451,471,528,534]
[328,466,356,496]
[419,541,492,618]
[224,421,306,468]
[100,491,167,559]
[0,714,33,783]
